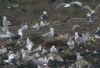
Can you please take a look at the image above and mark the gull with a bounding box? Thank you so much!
[94,27,100,38]
[40,11,48,20]
[76,53,83,60]
[26,37,34,51]
[0,25,11,38]
[20,24,28,32]
[9,29,23,42]
[74,31,84,46]
[42,28,54,38]
[4,53,16,64]
[9,24,28,42]
[50,45,58,54]
[75,32,82,40]
[34,57,53,68]
[67,38,75,49]
[56,1,82,8]
[40,21,49,28]
[3,16,11,26]
[40,21,45,28]
[86,12,93,23]
[0,16,12,38]
[32,23,40,30]
[0,24,28,40]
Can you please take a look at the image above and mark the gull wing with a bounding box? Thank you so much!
[95,4,100,11]
[56,3,68,8]
[71,1,82,7]
[83,5,93,12]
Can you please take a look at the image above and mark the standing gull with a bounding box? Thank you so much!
[26,37,34,51]
[42,28,54,38]
[67,38,75,49]
[50,45,58,54]
[0,16,12,38]
[74,31,84,46]
[40,11,48,20]
[40,21,49,28]
[32,23,40,30]
[3,16,11,26]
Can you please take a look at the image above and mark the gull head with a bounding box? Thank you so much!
[50,28,54,31]
[43,11,47,15]
[3,16,7,20]
[52,45,55,48]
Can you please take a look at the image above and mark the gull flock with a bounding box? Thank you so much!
[0,1,100,68]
